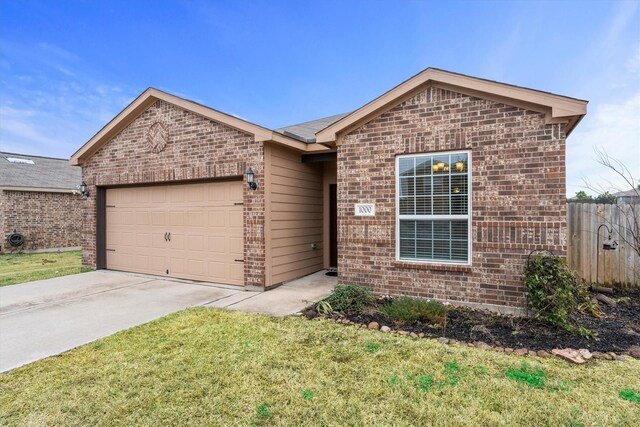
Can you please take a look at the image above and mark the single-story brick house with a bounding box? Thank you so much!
[0,152,82,252]
[71,68,587,311]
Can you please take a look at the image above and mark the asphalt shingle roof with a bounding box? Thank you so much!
[0,152,81,190]
[275,113,351,142]
[613,189,640,198]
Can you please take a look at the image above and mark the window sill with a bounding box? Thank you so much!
[392,260,473,273]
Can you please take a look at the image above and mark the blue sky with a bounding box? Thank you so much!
[1,0,639,195]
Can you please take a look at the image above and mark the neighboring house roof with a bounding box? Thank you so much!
[315,67,588,145]
[70,88,326,165]
[0,152,81,191]
[613,189,640,198]
[276,113,350,143]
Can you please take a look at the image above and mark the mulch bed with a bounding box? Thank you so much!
[307,289,640,354]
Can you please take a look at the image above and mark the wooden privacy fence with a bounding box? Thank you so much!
[567,202,640,287]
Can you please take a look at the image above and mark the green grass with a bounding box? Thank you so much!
[0,250,90,287]
[1,309,639,426]
[619,389,640,404]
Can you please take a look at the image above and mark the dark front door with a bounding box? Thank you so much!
[329,184,338,268]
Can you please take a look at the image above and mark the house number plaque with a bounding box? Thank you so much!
[355,203,375,217]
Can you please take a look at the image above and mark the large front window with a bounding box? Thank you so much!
[396,151,471,264]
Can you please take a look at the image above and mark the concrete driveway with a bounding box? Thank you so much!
[0,270,335,372]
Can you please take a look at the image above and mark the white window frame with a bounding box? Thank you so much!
[395,150,472,266]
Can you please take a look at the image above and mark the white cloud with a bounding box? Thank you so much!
[37,42,79,62]
[627,45,640,73]
[567,91,640,196]
[0,42,138,158]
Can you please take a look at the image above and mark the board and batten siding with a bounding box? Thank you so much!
[265,144,324,286]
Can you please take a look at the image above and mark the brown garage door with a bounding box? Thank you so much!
[106,181,244,285]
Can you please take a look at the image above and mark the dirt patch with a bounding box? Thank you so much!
[314,289,640,353]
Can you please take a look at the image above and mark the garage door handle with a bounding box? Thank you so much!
[164,232,168,242]
[168,232,171,241]
[234,259,244,262]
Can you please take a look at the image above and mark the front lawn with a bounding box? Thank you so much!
[1,309,638,426]
[0,250,89,287]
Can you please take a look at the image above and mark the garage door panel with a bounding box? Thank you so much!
[151,233,166,248]
[229,210,243,228]
[136,212,150,225]
[207,236,225,254]
[185,185,205,203]
[207,183,229,204]
[208,210,226,227]
[186,259,205,276]
[229,237,243,255]
[169,211,185,226]
[106,180,244,285]
[187,211,206,227]
[228,182,243,202]
[229,263,244,283]
[190,235,205,251]
[151,187,166,203]
[136,255,150,270]
[166,186,185,203]
[150,255,167,272]
[151,211,165,226]
[136,233,152,248]
[169,257,185,275]
[207,260,226,280]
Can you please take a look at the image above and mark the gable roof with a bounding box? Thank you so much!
[276,113,350,143]
[315,67,588,145]
[72,69,588,164]
[70,88,321,165]
[0,152,81,191]
[613,189,640,198]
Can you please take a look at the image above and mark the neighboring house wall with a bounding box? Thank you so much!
[0,192,4,251]
[618,196,640,205]
[1,190,82,251]
[265,144,323,286]
[338,86,567,309]
[81,99,266,287]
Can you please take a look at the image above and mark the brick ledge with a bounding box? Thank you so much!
[391,261,473,273]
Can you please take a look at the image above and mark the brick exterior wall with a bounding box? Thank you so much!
[337,86,567,309]
[1,190,82,251]
[81,100,265,287]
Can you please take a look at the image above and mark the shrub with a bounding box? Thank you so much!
[380,296,447,324]
[522,253,595,335]
[319,284,375,315]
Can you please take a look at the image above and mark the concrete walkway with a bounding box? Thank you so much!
[0,270,336,372]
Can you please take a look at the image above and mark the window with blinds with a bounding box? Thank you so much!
[396,151,471,264]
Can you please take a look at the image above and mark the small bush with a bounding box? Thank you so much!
[523,253,595,335]
[318,284,375,315]
[315,300,333,315]
[380,296,447,324]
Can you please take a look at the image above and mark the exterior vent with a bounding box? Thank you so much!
[5,157,35,164]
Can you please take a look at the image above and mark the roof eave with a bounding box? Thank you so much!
[71,88,310,165]
[315,68,588,145]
